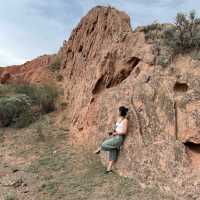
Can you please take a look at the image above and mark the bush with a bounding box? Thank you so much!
[143,10,200,66]
[4,192,16,200]
[14,84,39,104]
[49,56,61,72]
[36,84,58,113]
[0,94,33,128]
[0,84,15,96]
[0,83,59,128]
[163,10,200,53]
[14,84,58,113]
[143,22,163,41]
[190,50,200,60]
[56,74,63,81]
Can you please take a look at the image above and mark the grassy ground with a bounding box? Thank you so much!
[0,114,177,200]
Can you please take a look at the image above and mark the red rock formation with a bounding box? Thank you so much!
[58,7,200,193]
[0,55,55,84]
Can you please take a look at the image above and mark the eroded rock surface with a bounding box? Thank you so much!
[57,7,200,192]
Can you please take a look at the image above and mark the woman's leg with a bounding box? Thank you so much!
[95,137,122,172]
[101,140,120,172]
[107,149,119,171]
[93,136,110,154]
[107,160,114,171]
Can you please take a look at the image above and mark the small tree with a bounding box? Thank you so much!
[164,10,200,53]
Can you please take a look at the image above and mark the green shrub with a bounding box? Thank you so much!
[0,84,15,96]
[163,10,200,53]
[143,10,200,66]
[0,83,58,128]
[0,94,33,128]
[49,56,61,72]
[56,74,63,81]
[36,84,58,113]
[4,192,16,200]
[14,84,58,113]
[190,50,200,60]
[14,84,39,104]
[143,22,163,41]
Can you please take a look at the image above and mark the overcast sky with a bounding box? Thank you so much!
[0,0,199,66]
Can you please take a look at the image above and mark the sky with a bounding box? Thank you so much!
[0,0,199,66]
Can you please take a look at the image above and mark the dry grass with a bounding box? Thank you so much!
[0,115,177,200]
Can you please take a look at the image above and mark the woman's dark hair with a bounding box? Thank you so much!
[119,106,129,117]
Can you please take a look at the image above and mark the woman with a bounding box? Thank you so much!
[94,106,129,174]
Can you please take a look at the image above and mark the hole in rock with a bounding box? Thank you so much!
[127,57,140,68]
[92,57,140,94]
[92,76,105,95]
[174,82,188,93]
[67,48,72,54]
[78,45,83,53]
[134,67,140,78]
[184,141,200,168]
[108,57,140,87]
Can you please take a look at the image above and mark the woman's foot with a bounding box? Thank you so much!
[104,169,113,174]
[93,147,101,154]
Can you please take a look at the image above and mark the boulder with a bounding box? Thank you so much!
[59,6,200,182]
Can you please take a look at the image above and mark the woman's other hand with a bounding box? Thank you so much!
[112,131,118,135]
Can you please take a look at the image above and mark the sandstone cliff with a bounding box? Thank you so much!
[57,6,200,197]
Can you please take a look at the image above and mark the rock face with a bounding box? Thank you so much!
[58,6,200,191]
[0,55,55,84]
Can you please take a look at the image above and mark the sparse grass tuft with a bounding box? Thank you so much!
[4,192,16,200]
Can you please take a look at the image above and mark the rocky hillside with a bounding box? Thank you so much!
[1,5,200,199]
[0,55,56,84]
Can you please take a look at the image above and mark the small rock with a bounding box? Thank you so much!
[12,168,19,173]
[3,164,9,168]
[13,178,23,188]
[1,176,23,188]
[22,182,28,187]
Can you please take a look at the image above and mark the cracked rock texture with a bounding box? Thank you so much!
[58,6,200,196]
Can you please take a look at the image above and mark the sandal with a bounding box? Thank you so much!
[104,170,113,174]
[93,148,101,154]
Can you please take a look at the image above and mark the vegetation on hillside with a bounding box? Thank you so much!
[143,10,200,66]
[0,83,58,128]
[48,56,61,72]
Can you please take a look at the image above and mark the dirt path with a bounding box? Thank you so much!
[0,115,179,200]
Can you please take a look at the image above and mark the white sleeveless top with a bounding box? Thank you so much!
[115,118,125,133]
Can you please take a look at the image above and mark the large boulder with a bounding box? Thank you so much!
[59,6,200,188]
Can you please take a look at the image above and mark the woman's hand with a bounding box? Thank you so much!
[112,131,118,135]
[108,131,113,136]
